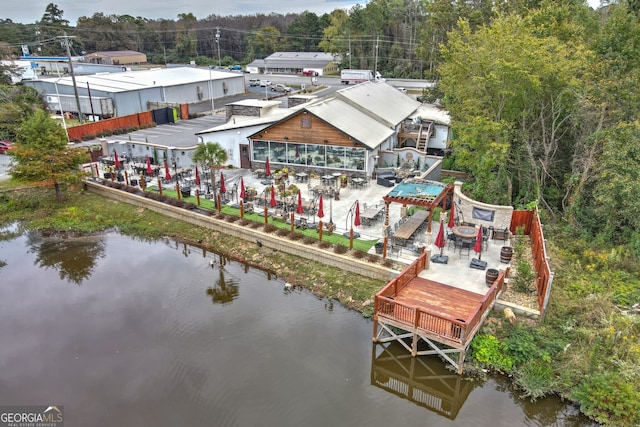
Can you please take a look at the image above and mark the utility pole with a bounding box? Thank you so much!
[58,33,84,124]
[374,35,379,79]
[215,28,221,67]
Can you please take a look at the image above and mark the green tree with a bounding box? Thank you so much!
[191,142,228,209]
[10,110,89,201]
[0,85,47,140]
[438,13,587,208]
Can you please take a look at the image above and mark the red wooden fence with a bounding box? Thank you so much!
[509,209,554,319]
[67,111,155,142]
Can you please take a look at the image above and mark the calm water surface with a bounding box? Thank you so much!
[0,228,594,426]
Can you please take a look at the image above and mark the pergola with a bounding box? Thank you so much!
[381,179,454,258]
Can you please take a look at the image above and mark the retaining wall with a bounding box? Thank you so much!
[85,180,398,283]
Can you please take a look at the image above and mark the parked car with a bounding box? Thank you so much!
[0,140,15,154]
[259,80,272,87]
[302,70,318,76]
[271,83,292,93]
[248,78,260,87]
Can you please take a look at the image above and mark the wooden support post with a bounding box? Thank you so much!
[349,228,354,250]
[457,350,465,375]
[157,178,162,195]
[195,189,200,206]
[318,221,323,241]
[110,170,115,181]
[264,206,268,224]
[124,170,129,186]
[176,183,181,200]
[290,212,294,233]
[139,175,146,190]
[240,200,244,218]
[217,194,222,214]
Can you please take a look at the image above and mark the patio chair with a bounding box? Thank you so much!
[459,240,472,259]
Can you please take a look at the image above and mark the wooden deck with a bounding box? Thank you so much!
[373,252,505,374]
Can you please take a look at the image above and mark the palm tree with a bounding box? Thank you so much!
[192,142,228,209]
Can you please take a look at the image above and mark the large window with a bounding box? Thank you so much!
[252,141,365,171]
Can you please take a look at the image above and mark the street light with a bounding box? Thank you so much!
[215,28,221,67]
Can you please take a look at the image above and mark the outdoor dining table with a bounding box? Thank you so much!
[313,185,334,196]
[392,210,430,244]
[360,207,382,225]
[452,225,477,240]
[321,174,336,185]
[295,172,309,182]
[351,177,365,188]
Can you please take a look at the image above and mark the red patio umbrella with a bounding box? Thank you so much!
[354,201,361,227]
[164,160,171,180]
[448,201,455,228]
[269,185,277,207]
[219,172,226,194]
[240,177,245,200]
[195,166,201,186]
[296,190,304,214]
[474,226,483,260]
[435,220,446,255]
[317,194,324,219]
[146,156,153,175]
[114,150,121,168]
[265,156,271,177]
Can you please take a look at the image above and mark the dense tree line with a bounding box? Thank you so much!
[1,0,638,247]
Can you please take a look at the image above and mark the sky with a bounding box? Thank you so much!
[4,0,604,25]
[3,0,365,25]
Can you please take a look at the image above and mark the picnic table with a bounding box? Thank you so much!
[360,206,383,225]
[393,210,429,244]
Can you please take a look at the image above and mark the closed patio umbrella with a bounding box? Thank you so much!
[435,220,446,255]
[164,160,171,180]
[219,172,226,195]
[354,201,361,227]
[270,185,277,208]
[474,226,483,260]
[114,150,120,169]
[318,194,324,219]
[240,177,245,200]
[265,156,271,177]
[296,190,304,214]
[146,156,153,175]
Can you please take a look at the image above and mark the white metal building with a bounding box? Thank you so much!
[24,67,245,117]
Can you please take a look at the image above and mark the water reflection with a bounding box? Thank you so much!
[370,342,475,420]
[206,254,239,305]
[26,231,106,285]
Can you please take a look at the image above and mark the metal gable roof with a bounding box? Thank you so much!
[304,97,395,149]
[45,67,240,93]
[335,81,421,128]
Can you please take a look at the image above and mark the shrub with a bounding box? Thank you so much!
[470,334,514,372]
[264,224,277,233]
[276,229,289,237]
[183,202,196,210]
[289,232,303,241]
[318,241,331,249]
[352,249,366,259]
[573,372,640,426]
[367,254,380,263]
[302,236,315,245]
[513,259,535,293]
[239,219,251,226]
[514,359,557,400]
[334,245,348,254]
[382,259,393,268]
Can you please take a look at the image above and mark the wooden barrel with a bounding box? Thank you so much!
[486,268,499,286]
[500,246,513,263]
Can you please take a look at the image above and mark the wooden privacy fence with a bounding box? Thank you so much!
[67,111,154,141]
[509,209,554,319]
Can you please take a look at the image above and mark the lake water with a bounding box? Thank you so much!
[0,227,594,426]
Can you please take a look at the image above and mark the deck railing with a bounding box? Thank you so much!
[375,254,506,347]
